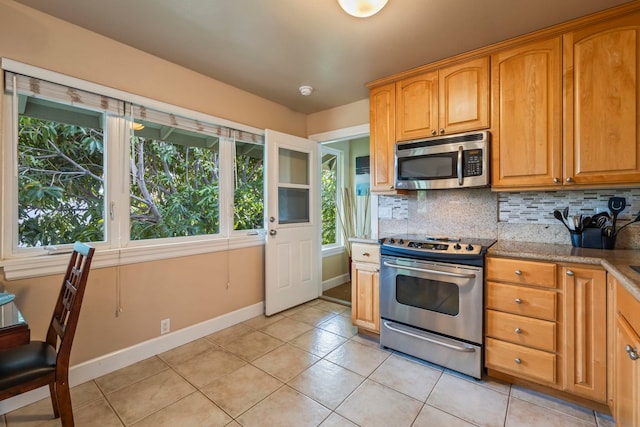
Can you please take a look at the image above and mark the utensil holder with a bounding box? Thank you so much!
[570,231,582,248]
[576,227,616,249]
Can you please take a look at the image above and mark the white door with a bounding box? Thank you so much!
[264,129,320,316]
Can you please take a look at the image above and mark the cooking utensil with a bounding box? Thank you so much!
[563,207,570,224]
[608,196,626,230]
[553,209,572,232]
[614,210,640,237]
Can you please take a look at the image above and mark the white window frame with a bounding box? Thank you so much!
[0,58,266,279]
[320,146,344,257]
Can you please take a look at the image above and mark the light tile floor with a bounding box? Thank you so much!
[2,299,616,427]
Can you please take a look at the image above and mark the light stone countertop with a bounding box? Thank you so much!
[489,241,640,303]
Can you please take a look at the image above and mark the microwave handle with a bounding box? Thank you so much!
[457,146,463,186]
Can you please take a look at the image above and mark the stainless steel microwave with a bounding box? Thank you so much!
[395,131,490,190]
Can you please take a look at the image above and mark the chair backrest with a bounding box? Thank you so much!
[45,242,95,368]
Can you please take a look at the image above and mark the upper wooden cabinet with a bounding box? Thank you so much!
[563,11,640,187]
[491,37,563,188]
[396,57,490,141]
[369,83,397,193]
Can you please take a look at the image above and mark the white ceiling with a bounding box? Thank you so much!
[15,0,633,114]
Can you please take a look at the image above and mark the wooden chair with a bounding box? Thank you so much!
[0,242,95,426]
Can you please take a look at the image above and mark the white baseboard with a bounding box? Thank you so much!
[0,301,264,415]
[322,273,350,291]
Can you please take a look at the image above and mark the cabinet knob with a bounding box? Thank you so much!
[566,177,574,183]
[439,128,445,135]
[515,328,522,334]
[553,177,560,184]
[515,298,522,304]
[514,358,522,365]
[514,270,522,276]
[389,185,394,190]
[431,129,437,136]
[626,344,639,361]
[566,270,574,276]
[362,252,370,257]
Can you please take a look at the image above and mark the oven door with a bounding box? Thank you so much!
[380,255,483,344]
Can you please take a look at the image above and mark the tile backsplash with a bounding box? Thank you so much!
[377,188,640,249]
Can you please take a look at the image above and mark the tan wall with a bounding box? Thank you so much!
[307,98,369,136]
[4,246,264,365]
[0,0,307,136]
[322,251,349,281]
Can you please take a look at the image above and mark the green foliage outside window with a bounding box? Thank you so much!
[17,115,264,248]
[18,117,105,247]
[321,158,337,245]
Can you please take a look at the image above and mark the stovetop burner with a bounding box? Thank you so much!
[379,234,496,266]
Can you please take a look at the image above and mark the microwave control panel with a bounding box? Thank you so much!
[463,149,483,177]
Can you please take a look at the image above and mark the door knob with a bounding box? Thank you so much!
[269,229,277,236]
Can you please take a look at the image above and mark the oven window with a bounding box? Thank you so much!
[397,154,456,179]
[395,274,460,316]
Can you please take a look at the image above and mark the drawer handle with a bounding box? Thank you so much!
[515,328,522,334]
[515,270,522,276]
[514,358,522,365]
[515,298,522,304]
[566,270,574,276]
[626,345,639,361]
[362,252,370,257]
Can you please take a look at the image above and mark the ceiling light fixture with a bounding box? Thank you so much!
[337,0,389,18]
[299,85,313,96]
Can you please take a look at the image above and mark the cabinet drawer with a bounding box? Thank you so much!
[486,310,556,352]
[486,281,557,321]
[351,243,380,264]
[486,338,556,385]
[487,257,556,288]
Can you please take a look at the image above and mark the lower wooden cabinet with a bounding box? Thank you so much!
[611,277,640,427]
[351,242,380,333]
[486,257,608,403]
[561,265,607,403]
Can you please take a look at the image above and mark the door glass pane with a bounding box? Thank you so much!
[278,188,309,224]
[395,275,460,316]
[279,148,308,185]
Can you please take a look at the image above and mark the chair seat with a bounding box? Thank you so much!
[0,341,57,390]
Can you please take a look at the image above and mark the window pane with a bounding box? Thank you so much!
[130,119,220,240]
[17,98,105,248]
[321,152,338,245]
[278,188,309,224]
[278,148,308,185]
[234,140,264,230]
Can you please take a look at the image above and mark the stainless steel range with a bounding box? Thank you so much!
[379,235,495,379]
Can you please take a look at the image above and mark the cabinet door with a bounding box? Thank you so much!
[351,261,380,333]
[564,12,640,186]
[395,71,438,141]
[561,266,607,402]
[370,83,397,193]
[614,314,640,427]
[491,37,562,188]
[439,56,490,135]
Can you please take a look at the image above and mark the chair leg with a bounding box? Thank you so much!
[55,379,74,427]
[49,382,60,418]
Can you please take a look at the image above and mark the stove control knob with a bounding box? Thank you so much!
[398,239,404,244]
[389,238,395,244]
[453,243,461,250]
[466,244,474,251]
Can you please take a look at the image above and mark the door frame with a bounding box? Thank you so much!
[308,124,374,297]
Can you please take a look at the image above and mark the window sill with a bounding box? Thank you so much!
[322,245,346,258]
[0,233,265,280]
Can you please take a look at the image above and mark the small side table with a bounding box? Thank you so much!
[0,301,30,350]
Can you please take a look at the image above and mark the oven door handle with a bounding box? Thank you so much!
[383,321,476,353]
[382,261,477,279]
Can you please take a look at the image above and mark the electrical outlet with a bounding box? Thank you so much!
[160,318,170,335]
